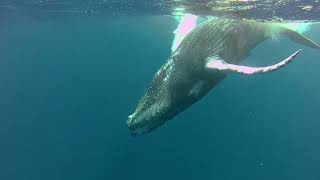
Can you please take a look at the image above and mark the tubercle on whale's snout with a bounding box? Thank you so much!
[126,117,139,137]
[127,113,135,129]
[127,113,150,137]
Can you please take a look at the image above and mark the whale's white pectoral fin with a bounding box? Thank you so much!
[205,49,302,75]
[171,14,198,52]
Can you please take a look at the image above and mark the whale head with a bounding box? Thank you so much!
[127,92,174,136]
[127,106,167,136]
[127,113,157,137]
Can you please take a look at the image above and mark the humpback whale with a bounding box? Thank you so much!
[127,18,320,136]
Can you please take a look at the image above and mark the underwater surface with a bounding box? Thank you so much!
[1,0,320,21]
[1,1,320,180]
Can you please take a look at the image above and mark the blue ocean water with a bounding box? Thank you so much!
[1,13,320,180]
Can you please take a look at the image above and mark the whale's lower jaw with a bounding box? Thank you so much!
[127,113,175,137]
[127,97,199,136]
[127,94,207,136]
[127,75,226,136]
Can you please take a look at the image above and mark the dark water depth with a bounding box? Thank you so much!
[0,15,320,180]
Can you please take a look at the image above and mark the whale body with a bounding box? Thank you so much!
[127,18,320,136]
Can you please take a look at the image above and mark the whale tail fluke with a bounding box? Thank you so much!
[283,28,320,50]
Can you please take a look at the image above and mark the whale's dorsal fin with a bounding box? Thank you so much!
[205,49,302,75]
